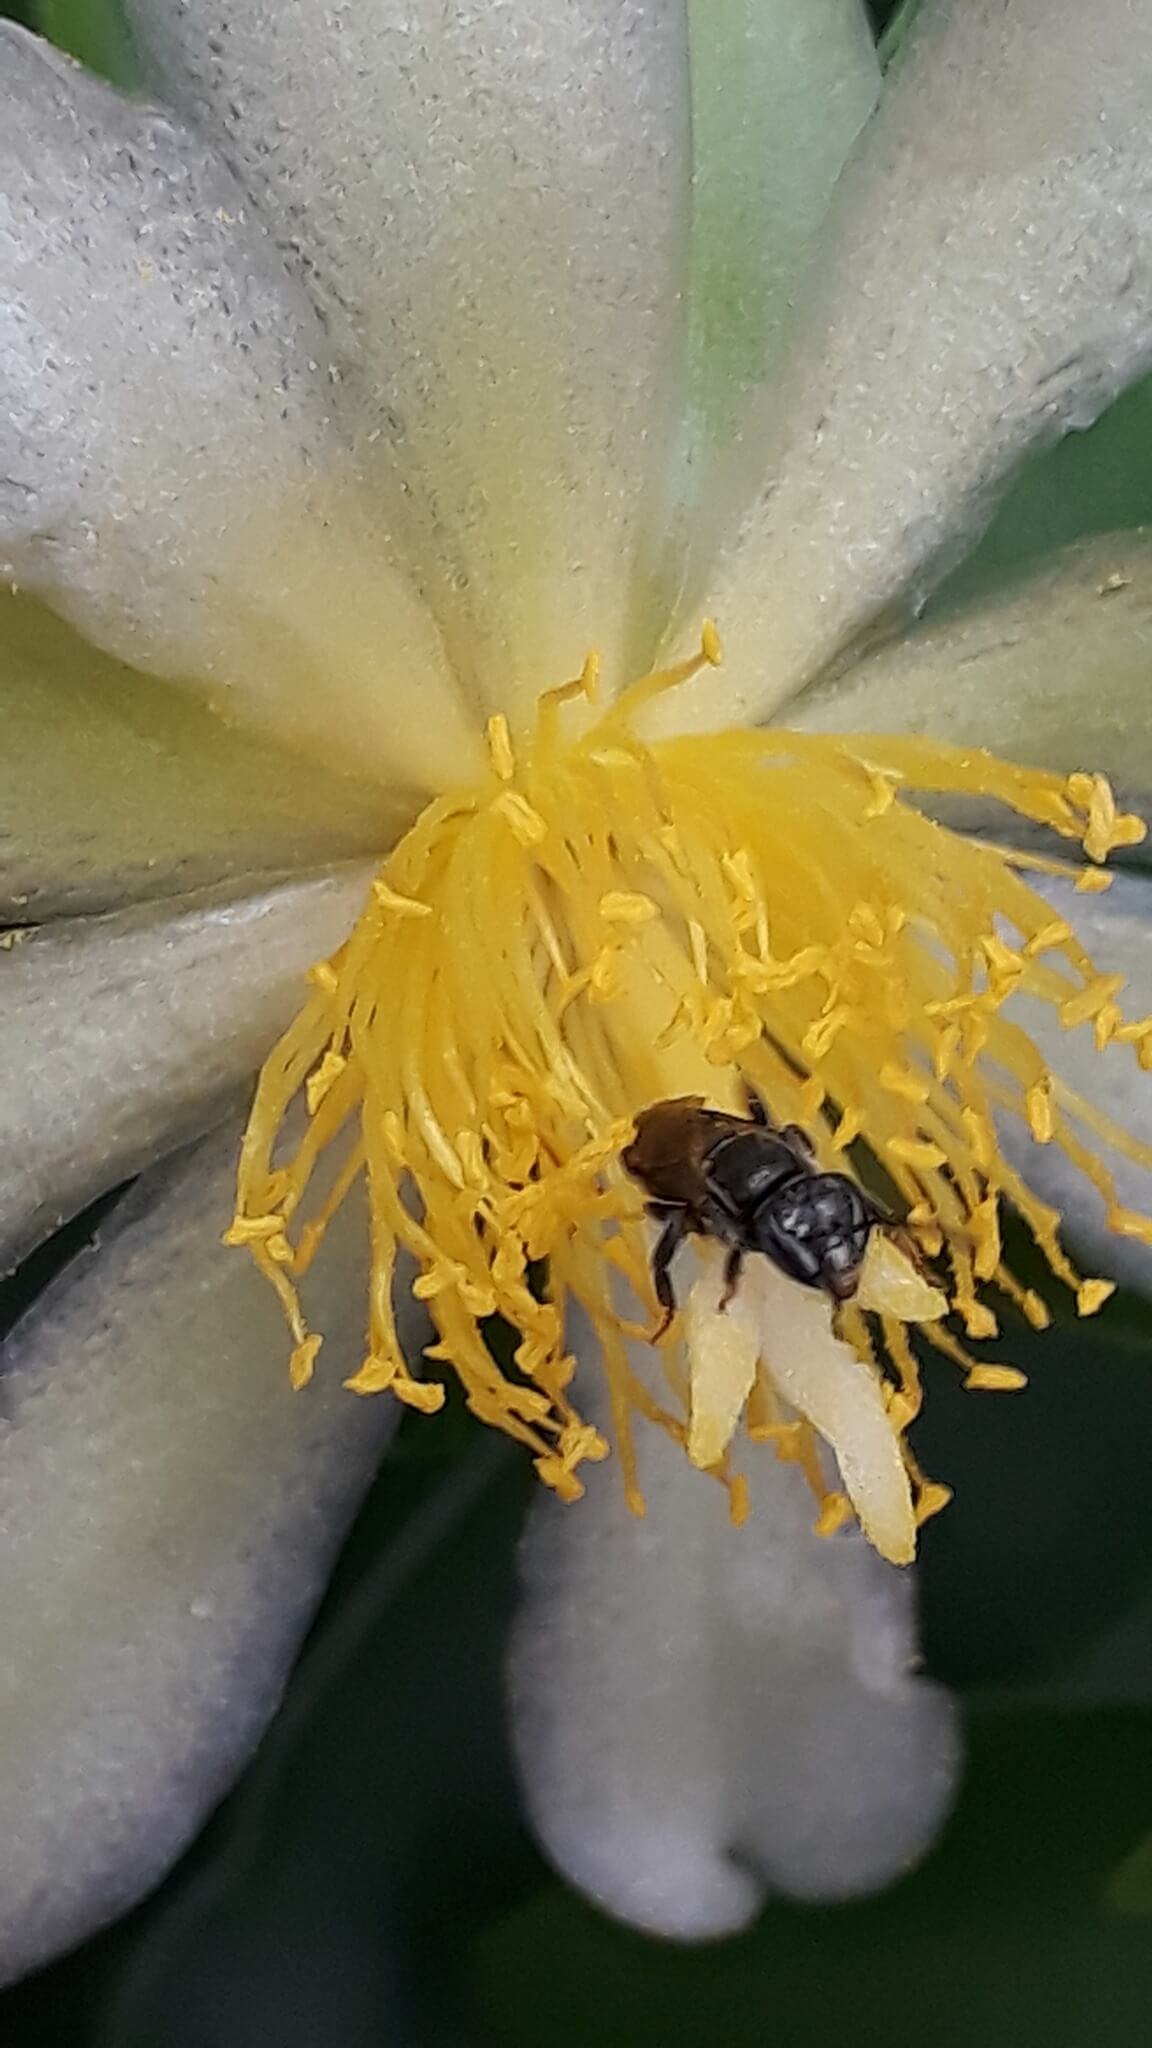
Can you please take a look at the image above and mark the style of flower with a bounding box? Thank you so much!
[4,0,1152,1981]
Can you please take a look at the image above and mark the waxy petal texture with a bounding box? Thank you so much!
[667,0,1152,733]
[1004,872,1152,1299]
[673,0,878,601]
[509,1319,957,1939]
[790,532,1152,805]
[0,593,393,921]
[0,1120,415,1986]
[122,0,692,726]
[0,25,473,790]
[0,867,371,1276]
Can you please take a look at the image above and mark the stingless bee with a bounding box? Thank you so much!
[622,1088,889,1337]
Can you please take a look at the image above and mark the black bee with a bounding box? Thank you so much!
[622,1089,884,1337]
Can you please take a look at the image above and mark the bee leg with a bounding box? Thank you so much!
[779,1122,816,1159]
[648,1206,688,1340]
[743,1081,772,1127]
[718,1242,744,1312]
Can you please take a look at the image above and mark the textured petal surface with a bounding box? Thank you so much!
[509,1319,957,1939]
[1003,873,1152,1299]
[0,592,397,921]
[0,1117,415,1987]
[0,866,371,1278]
[672,0,877,600]
[789,532,1152,806]
[739,1265,915,1567]
[665,0,1152,733]
[123,0,692,724]
[689,1251,915,1565]
[0,25,474,791]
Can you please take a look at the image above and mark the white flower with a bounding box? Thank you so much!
[4,0,1152,1978]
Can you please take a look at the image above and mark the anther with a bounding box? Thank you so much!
[485,713,516,781]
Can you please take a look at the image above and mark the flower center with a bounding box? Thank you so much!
[228,629,1152,1559]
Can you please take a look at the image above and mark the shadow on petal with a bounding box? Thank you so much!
[0,1116,408,1985]
[508,1316,958,1940]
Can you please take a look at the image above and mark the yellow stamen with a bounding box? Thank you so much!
[371,879,432,920]
[815,1492,854,1537]
[1077,1278,1117,1316]
[290,1334,323,1390]
[964,1364,1029,1393]
[485,712,516,782]
[230,630,1150,1564]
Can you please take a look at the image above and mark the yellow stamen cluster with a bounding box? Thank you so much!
[229,631,1152,1544]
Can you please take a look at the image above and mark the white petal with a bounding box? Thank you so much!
[0,1116,416,1986]
[684,1269,760,1470]
[1002,871,1152,1298]
[509,1315,957,1939]
[662,0,1152,734]
[0,25,475,790]
[790,532,1152,805]
[730,1261,916,1567]
[0,591,400,920]
[673,0,878,602]
[122,0,692,723]
[0,866,371,1277]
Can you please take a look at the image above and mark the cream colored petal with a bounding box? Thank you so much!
[790,533,1152,807]
[0,1117,419,1986]
[0,25,475,790]
[508,1311,957,1939]
[717,1257,915,1567]
[684,1251,907,1501]
[0,592,401,920]
[123,0,692,724]
[1002,872,1152,1299]
[661,0,1152,735]
[670,0,878,608]
[684,1268,760,1470]
[0,866,371,1277]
